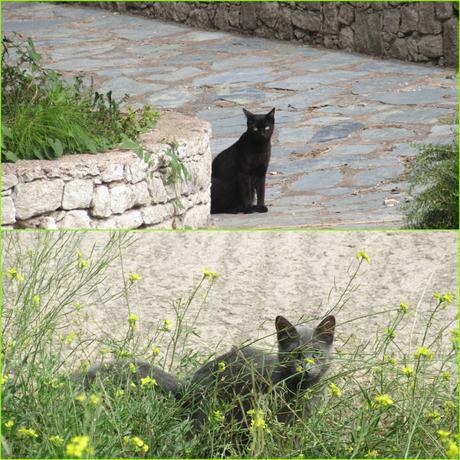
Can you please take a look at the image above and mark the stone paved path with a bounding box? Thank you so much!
[3,2,458,228]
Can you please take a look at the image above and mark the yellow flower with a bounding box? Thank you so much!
[447,441,459,459]
[123,435,149,453]
[152,346,161,356]
[75,393,86,404]
[140,376,158,387]
[247,409,269,433]
[442,371,451,381]
[414,346,434,359]
[118,349,132,358]
[128,273,142,282]
[64,332,79,344]
[128,313,139,327]
[305,358,316,365]
[401,366,414,377]
[16,427,39,439]
[438,430,452,439]
[329,383,342,397]
[443,401,456,416]
[399,302,409,313]
[78,259,89,270]
[130,382,137,389]
[428,411,442,422]
[217,361,226,372]
[89,394,102,406]
[383,354,397,366]
[433,292,456,305]
[49,435,64,445]
[163,319,173,331]
[80,360,90,373]
[129,362,137,374]
[295,365,303,373]
[4,420,15,429]
[385,328,396,340]
[373,394,394,408]
[202,267,220,281]
[1,374,7,385]
[365,450,378,458]
[356,250,371,263]
[66,435,93,458]
[4,268,25,282]
[212,410,225,423]
[115,388,125,398]
[74,302,82,311]
[32,295,41,309]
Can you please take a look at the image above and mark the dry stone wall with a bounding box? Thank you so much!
[2,111,211,229]
[96,1,458,67]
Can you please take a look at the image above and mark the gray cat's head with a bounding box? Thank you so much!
[243,108,275,141]
[275,315,335,385]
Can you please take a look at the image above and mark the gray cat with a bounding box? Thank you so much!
[78,315,335,429]
[185,315,336,427]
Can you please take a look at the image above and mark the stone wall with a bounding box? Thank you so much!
[94,1,458,67]
[2,111,211,229]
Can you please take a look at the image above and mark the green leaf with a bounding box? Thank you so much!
[49,138,64,157]
[2,150,18,162]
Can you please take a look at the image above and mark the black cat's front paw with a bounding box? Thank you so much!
[243,207,255,214]
[253,205,268,213]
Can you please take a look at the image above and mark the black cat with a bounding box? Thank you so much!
[211,108,275,214]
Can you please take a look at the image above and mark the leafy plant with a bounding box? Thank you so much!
[404,142,458,229]
[1,34,159,162]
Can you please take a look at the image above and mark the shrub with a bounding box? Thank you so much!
[404,142,459,229]
[2,233,458,458]
[1,35,159,162]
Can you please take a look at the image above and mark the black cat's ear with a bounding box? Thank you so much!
[243,108,255,119]
[275,316,299,346]
[266,107,275,119]
[314,315,335,344]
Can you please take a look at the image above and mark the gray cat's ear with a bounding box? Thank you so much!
[266,107,275,119]
[243,108,255,119]
[314,315,335,344]
[275,316,299,345]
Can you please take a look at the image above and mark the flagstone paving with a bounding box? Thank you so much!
[3,2,458,228]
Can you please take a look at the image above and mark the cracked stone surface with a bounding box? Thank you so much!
[3,2,458,228]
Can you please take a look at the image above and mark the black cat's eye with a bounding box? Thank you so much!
[264,126,270,131]
[253,127,258,131]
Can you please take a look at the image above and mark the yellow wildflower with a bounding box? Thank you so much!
[383,354,397,366]
[399,302,409,313]
[75,394,86,404]
[4,268,25,282]
[433,292,456,305]
[401,366,414,377]
[365,450,378,458]
[16,427,39,439]
[89,394,101,406]
[212,410,225,423]
[414,346,434,359]
[1,374,7,385]
[356,250,371,263]
[128,313,139,327]
[305,358,316,365]
[74,302,82,311]
[32,295,41,309]
[49,435,64,445]
[5,420,15,429]
[217,361,226,372]
[66,435,94,458]
[385,328,396,340]
[373,394,394,408]
[152,346,161,356]
[295,365,303,373]
[428,411,442,422]
[247,409,269,433]
[64,332,79,344]
[329,383,342,397]
[115,388,125,398]
[123,435,149,453]
[442,371,451,381]
[140,376,158,387]
[202,267,220,281]
[130,382,137,389]
[162,319,173,331]
[447,441,459,459]
[129,362,137,374]
[443,401,456,416]
[128,273,142,282]
[438,430,452,439]
[118,349,132,358]
[80,360,90,373]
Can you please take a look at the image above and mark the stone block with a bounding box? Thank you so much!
[91,185,112,218]
[58,210,91,228]
[418,34,443,59]
[114,209,143,228]
[355,10,383,56]
[110,184,136,214]
[101,163,124,182]
[418,3,442,35]
[148,176,169,203]
[400,6,418,33]
[383,9,400,34]
[131,181,151,206]
[62,179,94,210]
[14,179,64,220]
[323,3,339,33]
[339,26,354,50]
[2,174,18,191]
[2,196,16,225]
[435,2,453,20]
[240,3,257,30]
[390,37,409,60]
[142,203,175,225]
[443,17,458,67]
[338,4,354,25]
[292,11,322,32]
[125,159,148,183]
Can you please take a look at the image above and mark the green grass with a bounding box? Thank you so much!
[404,142,459,229]
[2,232,458,458]
[2,35,159,162]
